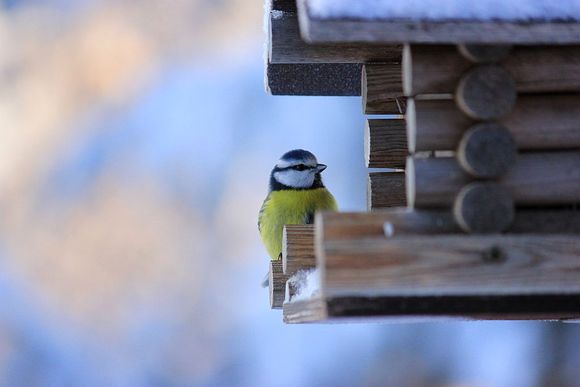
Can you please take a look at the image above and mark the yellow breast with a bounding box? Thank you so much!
[259,188,338,260]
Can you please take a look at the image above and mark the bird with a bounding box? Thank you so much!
[258,149,337,286]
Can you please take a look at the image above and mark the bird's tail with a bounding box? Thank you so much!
[261,272,269,288]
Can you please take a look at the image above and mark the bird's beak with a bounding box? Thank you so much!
[316,164,327,173]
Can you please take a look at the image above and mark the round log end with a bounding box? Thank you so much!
[456,65,517,120]
[406,98,416,154]
[457,44,512,63]
[453,182,515,234]
[457,123,517,178]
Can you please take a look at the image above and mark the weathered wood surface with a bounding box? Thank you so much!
[365,119,407,168]
[403,45,580,96]
[320,234,580,297]
[362,63,405,114]
[455,65,517,120]
[367,172,407,210]
[269,12,402,64]
[266,62,361,96]
[457,123,516,178]
[269,260,289,309]
[453,182,515,233]
[282,225,315,276]
[407,152,580,207]
[284,294,580,323]
[407,95,580,152]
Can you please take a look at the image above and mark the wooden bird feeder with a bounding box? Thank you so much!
[264,0,580,323]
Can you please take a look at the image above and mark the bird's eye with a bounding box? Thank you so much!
[294,164,306,171]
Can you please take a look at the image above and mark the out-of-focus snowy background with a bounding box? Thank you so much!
[0,1,579,386]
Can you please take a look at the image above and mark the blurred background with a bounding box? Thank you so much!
[0,0,579,386]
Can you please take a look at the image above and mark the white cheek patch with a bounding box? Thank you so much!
[274,170,315,188]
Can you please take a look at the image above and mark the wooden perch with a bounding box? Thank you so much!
[365,119,407,168]
[403,45,580,96]
[266,62,361,96]
[406,152,580,208]
[407,95,580,152]
[282,225,315,276]
[296,1,580,44]
[362,63,405,114]
[269,260,289,309]
[269,11,401,64]
[367,172,406,210]
[320,234,580,297]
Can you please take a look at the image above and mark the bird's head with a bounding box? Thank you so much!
[270,149,327,190]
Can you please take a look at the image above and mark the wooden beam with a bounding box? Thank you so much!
[407,95,580,152]
[269,11,402,64]
[403,45,580,96]
[318,209,580,237]
[362,63,405,114]
[320,235,580,297]
[297,1,580,44]
[269,260,289,309]
[282,225,315,276]
[284,294,580,323]
[265,62,361,96]
[367,172,406,210]
[365,119,407,168]
[407,152,580,207]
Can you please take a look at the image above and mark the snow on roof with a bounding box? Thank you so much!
[307,0,580,21]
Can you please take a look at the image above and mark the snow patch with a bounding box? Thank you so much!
[286,269,320,302]
[307,0,580,21]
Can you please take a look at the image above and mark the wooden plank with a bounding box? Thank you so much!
[362,63,405,114]
[407,152,580,208]
[284,294,580,323]
[282,225,315,276]
[297,2,580,44]
[320,234,580,297]
[403,45,580,96]
[266,62,361,96]
[318,209,580,238]
[367,172,406,210]
[269,260,289,309]
[365,119,407,168]
[408,95,580,152]
[269,12,402,64]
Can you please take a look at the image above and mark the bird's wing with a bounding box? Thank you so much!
[257,193,270,232]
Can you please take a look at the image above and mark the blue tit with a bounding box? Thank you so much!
[258,149,338,265]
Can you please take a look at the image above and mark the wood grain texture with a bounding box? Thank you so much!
[297,2,580,44]
[455,65,517,120]
[457,123,516,178]
[365,119,407,168]
[282,225,315,275]
[317,209,580,238]
[408,95,580,152]
[453,182,515,233]
[408,152,580,207]
[269,12,402,64]
[266,62,361,96]
[367,172,407,210]
[362,63,405,114]
[404,45,580,96]
[320,234,580,297]
[458,44,513,63]
[269,260,289,309]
